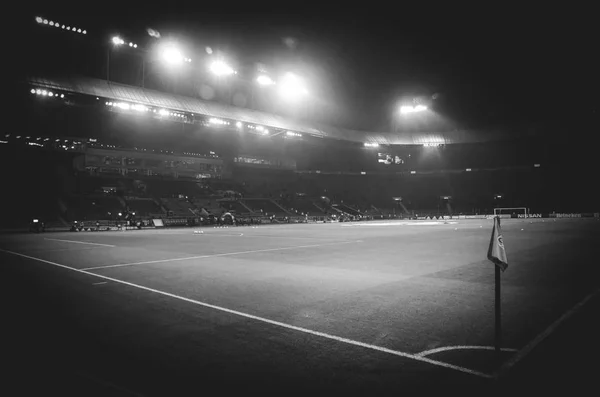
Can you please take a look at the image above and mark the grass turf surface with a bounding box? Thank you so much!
[1,218,598,395]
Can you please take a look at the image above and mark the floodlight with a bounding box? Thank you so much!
[256,75,275,86]
[112,36,124,45]
[236,121,242,128]
[35,16,42,23]
[158,109,169,116]
[30,89,35,94]
[278,73,307,100]
[209,60,234,76]
[161,46,184,64]
[400,105,428,114]
[132,104,147,112]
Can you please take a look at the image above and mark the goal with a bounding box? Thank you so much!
[493,207,529,217]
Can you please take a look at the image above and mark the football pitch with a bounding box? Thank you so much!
[2,218,599,395]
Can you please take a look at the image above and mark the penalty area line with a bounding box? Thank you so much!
[494,287,600,379]
[417,345,518,357]
[0,247,492,379]
[80,240,362,271]
[44,238,116,247]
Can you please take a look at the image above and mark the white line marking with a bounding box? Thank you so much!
[80,240,362,271]
[0,248,491,379]
[200,233,344,241]
[30,247,105,253]
[234,234,342,240]
[92,281,108,285]
[494,288,600,379]
[44,238,116,247]
[417,345,518,357]
[342,221,457,227]
[195,233,244,237]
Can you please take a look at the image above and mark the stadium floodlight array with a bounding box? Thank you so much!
[105,101,188,119]
[400,104,427,114]
[209,60,236,76]
[423,142,442,147]
[160,110,186,118]
[35,16,86,34]
[278,73,308,100]
[208,118,230,125]
[364,142,379,147]
[30,88,65,98]
[106,101,149,112]
[256,75,275,86]
[112,36,137,48]
[286,131,302,137]
[160,45,191,64]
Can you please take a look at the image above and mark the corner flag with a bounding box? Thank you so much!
[487,216,508,271]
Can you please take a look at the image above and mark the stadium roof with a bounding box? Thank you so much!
[28,75,544,145]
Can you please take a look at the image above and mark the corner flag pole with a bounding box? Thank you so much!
[495,262,501,358]
[487,215,508,362]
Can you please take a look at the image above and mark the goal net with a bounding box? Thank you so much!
[493,207,528,217]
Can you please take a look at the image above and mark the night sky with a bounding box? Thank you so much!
[17,5,598,134]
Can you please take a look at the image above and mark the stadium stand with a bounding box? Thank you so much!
[125,198,163,217]
[219,200,255,215]
[286,197,326,216]
[159,198,196,217]
[242,198,292,217]
[189,198,225,216]
[6,75,597,231]
[145,179,204,198]
[63,195,124,221]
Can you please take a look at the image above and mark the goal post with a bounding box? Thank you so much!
[493,207,529,216]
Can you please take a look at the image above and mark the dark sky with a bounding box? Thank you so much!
[17,5,599,133]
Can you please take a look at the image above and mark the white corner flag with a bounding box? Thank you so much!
[487,216,508,271]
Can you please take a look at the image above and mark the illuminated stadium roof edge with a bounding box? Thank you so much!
[28,75,542,145]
